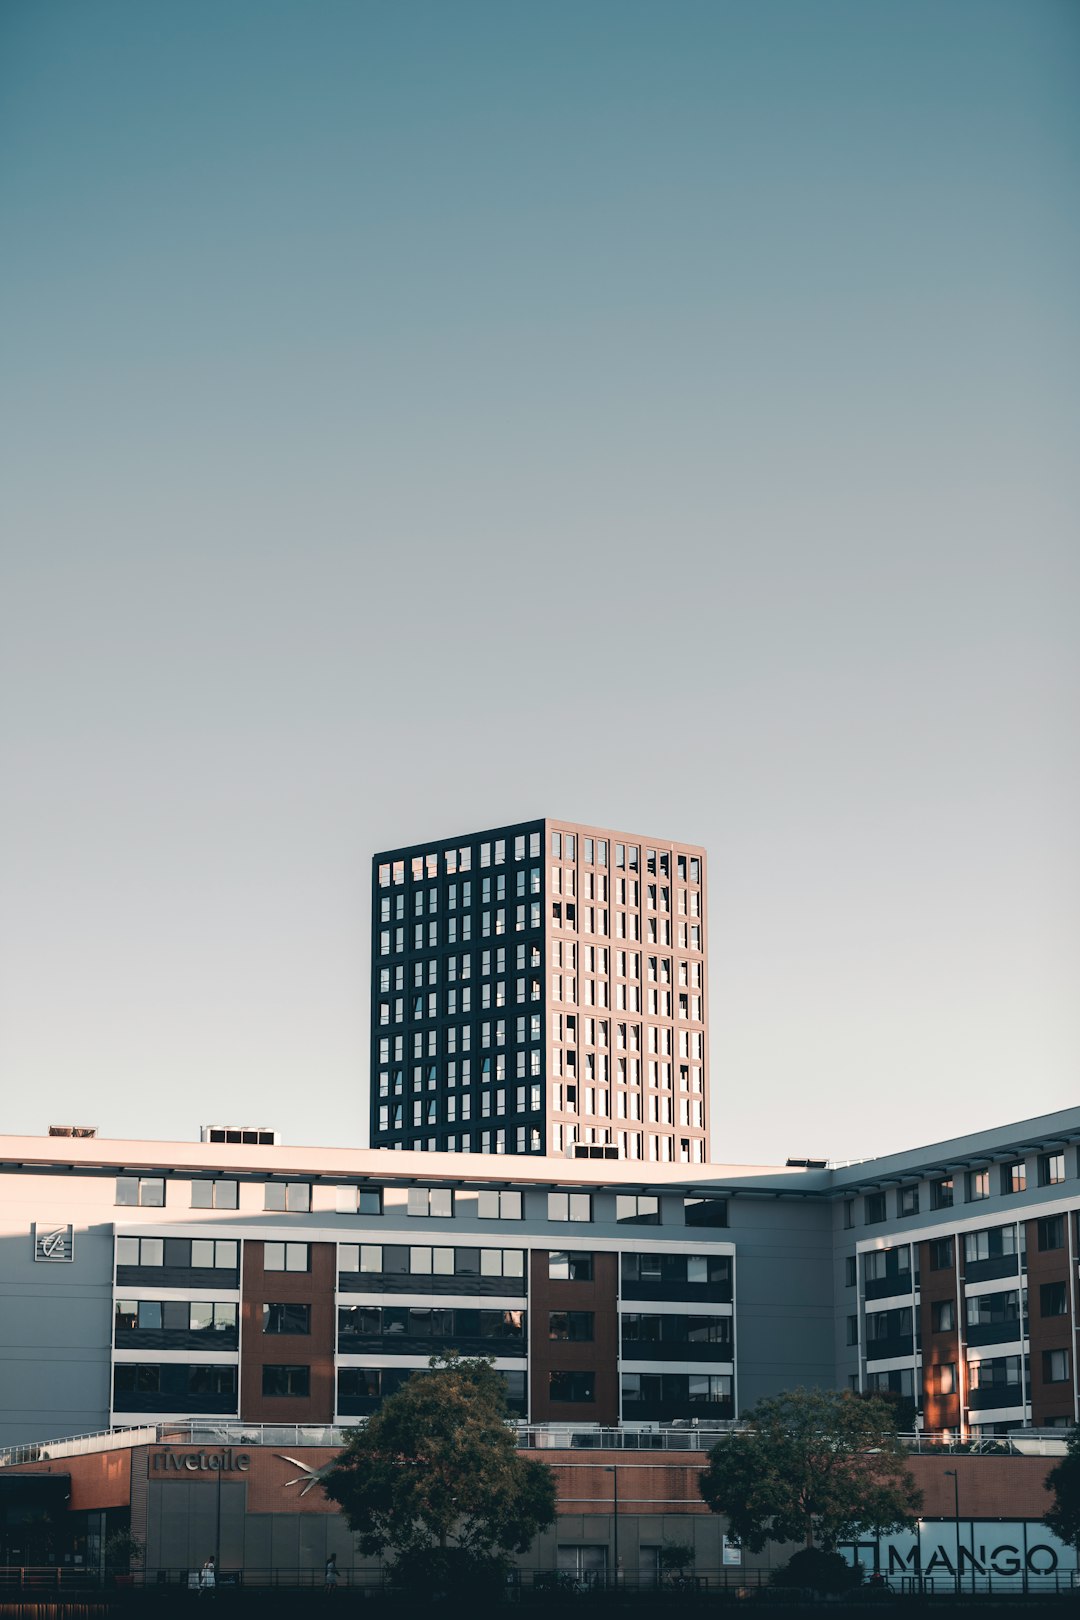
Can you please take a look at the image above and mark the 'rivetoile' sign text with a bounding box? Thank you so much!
[152,1450,251,1474]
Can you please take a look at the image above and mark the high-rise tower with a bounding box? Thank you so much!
[370,818,708,1160]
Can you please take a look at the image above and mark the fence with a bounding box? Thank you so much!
[2,1566,1079,1599]
[4,1421,1069,1469]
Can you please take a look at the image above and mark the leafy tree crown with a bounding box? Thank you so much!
[322,1354,556,1564]
[699,1387,922,1552]
[1044,1424,1080,1551]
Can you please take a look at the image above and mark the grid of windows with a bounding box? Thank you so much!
[338,1243,525,1280]
[114,1300,237,1334]
[116,1236,238,1271]
[373,825,548,1155]
[338,1305,524,1345]
[372,821,707,1161]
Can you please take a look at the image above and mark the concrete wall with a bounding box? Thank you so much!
[0,1169,114,1443]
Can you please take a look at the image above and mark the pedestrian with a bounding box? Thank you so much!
[324,1553,339,1594]
[200,1556,216,1597]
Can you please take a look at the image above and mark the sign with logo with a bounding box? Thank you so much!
[842,1522,1079,1590]
[33,1224,74,1262]
[722,1537,742,1567]
[152,1450,251,1474]
[277,1454,336,1497]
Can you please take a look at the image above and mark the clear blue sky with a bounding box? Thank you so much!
[2,0,1078,1161]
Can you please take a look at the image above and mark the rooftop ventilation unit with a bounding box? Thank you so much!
[48,1125,97,1138]
[785,1157,828,1169]
[200,1125,279,1146]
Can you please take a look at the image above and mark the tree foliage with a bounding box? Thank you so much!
[103,1529,144,1569]
[657,1540,695,1585]
[699,1387,922,1552]
[772,1547,862,1594]
[322,1354,556,1584]
[1044,1425,1080,1550]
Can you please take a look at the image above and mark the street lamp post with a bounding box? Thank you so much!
[943,1470,961,1597]
[603,1466,619,1590]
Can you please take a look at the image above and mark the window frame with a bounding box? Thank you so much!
[262,1302,312,1335]
[264,1241,310,1273]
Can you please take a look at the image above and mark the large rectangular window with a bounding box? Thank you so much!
[621,1312,731,1348]
[113,1364,237,1399]
[548,1371,595,1403]
[264,1242,310,1272]
[262,1364,311,1398]
[262,1303,311,1334]
[965,1291,1020,1327]
[1043,1348,1071,1383]
[621,1371,731,1411]
[897,1185,919,1217]
[337,1186,383,1215]
[548,1310,594,1341]
[684,1197,728,1228]
[115,1177,165,1207]
[1038,1153,1066,1188]
[964,1226,1019,1263]
[547,1251,593,1282]
[616,1195,660,1225]
[967,1355,1022,1391]
[264,1182,311,1213]
[116,1236,237,1271]
[408,1188,455,1218]
[190,1239,238,1269]
[338,1243,524,1281]
[1001,1161,1027,1195]
[1041,1282,1068,1317]
[190,1179,238,1209]
[548,1193,592,1223]
[338,1305,524,1345]
[477,1191,522,1220]
[114,1300,237,1335]
[620,1252,730,1288]
[863,1246,911,1291]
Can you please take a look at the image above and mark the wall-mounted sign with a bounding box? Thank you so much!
[33,1224,74,1262]
[722,1537,742,1567]
[842,1522,1079,1589]
[277,1453,336,1497]
[152,1450,251,1474]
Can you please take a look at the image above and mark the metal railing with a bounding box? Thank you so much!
[1,1565,1078,1599]
[2,1419,1070,1470]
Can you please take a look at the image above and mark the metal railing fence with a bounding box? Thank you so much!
[1,1565,1079,1599]
[4,1418,1072,1470]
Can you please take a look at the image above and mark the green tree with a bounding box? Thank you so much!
[1043,1425,1080,1551]
[656,1540,695,1586]
[322,1354,557,1592]
[699,1387,922,1553]
[103,1529,144,1570]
